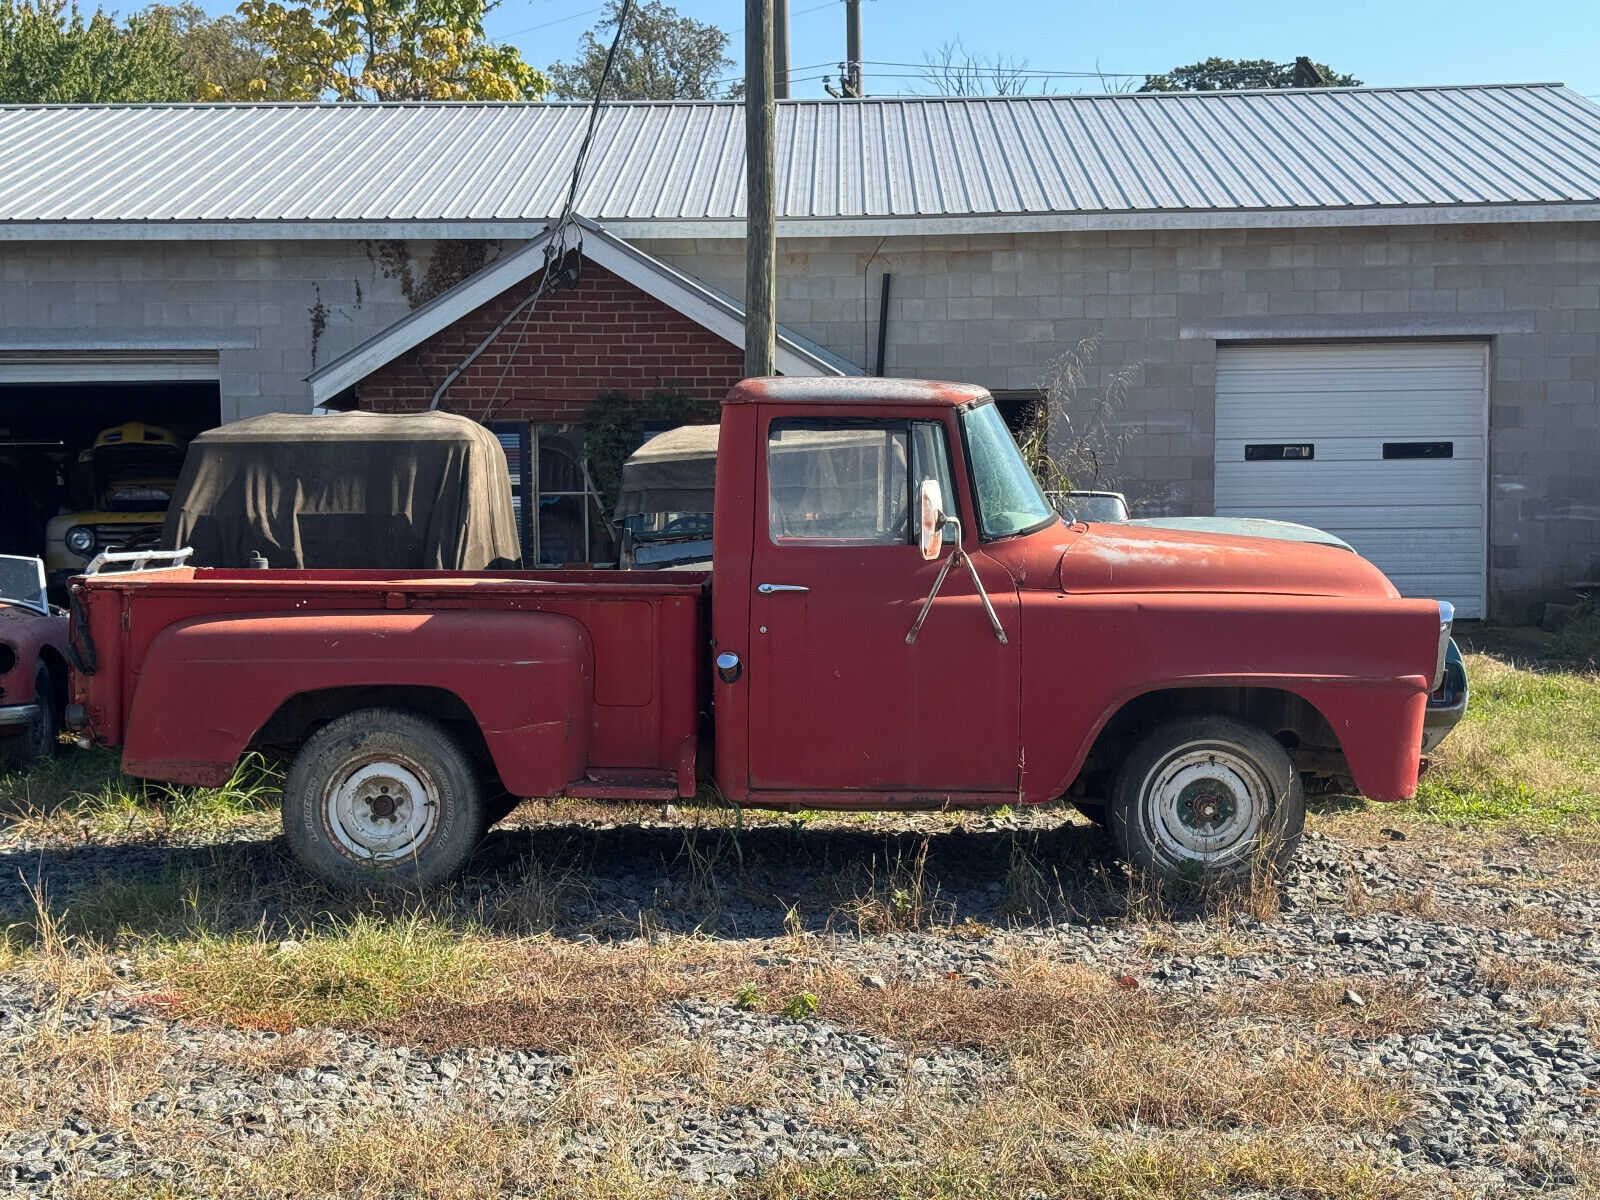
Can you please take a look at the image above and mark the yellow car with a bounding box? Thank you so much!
[44,422,186,593]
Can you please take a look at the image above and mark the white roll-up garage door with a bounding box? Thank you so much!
[1214,343,1489,618]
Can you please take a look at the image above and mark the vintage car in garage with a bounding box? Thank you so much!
[44,422,186,596]
[0,555,68,765]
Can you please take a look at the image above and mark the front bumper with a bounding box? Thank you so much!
[0,703,40,729]
[1422,639,1469,753]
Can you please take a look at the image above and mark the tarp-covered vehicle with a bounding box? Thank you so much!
[163,411,523,570]
[614,424,718,569]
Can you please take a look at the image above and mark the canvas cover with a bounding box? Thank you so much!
[164,411,523,570]
[613,423,719,521]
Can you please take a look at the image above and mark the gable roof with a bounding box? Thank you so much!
[4,84,1600,239]
[308,218,858,403]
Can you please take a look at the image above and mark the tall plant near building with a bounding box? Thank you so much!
[237,0,549,100]
[1020,331,1141,495]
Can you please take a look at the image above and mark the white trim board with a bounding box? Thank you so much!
[0,351,220,383]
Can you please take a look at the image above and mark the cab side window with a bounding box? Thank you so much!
[768,420,909,544]
[766,418,960,546]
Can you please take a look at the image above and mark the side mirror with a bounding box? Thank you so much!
[918,479,946,561]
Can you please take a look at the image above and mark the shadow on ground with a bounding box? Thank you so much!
[0,809,1255,945]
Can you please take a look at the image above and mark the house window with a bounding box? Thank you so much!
[488,422,616,565]
[533,423,616,566]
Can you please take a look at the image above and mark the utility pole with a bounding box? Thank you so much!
[844,0,861,97]
[773,0,789,100]
[744,0,776,377]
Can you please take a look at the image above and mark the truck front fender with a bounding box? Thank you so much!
[122,610,592,794]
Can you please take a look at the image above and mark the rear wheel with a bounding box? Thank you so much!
[282,708,485,890]
[1,665,57,766]
[1108,714,1303,885]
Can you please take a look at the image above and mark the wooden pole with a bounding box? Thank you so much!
[744,0,777,377]
[845,0,861,97]
[773,0,789,100]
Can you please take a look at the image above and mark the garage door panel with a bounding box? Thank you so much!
[1214,342,1487,617]
[1215,504,1484,532]
[1217,403,1486,440]
[1216,461,1486,503]
[1217,436,1484,461]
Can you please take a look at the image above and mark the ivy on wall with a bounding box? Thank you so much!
[582,387,716,513]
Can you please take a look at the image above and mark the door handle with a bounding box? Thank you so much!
[757,583,809,594]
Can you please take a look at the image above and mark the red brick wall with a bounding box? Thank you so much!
[355,262,745,423]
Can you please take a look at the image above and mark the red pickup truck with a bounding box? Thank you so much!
[67,379,1462,888]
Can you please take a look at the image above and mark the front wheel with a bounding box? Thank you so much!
[282,708,485,890]
[1,665,58,767]
[1108,715,1304,885]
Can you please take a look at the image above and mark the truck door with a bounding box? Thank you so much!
[746,413,1021,797]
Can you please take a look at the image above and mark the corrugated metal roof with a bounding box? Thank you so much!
[1,84,1598,230]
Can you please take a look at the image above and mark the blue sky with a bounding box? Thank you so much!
[476,0,1600,99]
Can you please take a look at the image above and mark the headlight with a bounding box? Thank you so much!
[65,526,95,556]
[1432,601,1454,691]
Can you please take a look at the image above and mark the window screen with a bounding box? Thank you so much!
[767,420,909,544]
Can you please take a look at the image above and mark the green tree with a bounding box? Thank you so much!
[1140,56,1360,92]
[0,0,188,102]
[547,0,735,101]
[141,2,268,99]
[238,0,549,100]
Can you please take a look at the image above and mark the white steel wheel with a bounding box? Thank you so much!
[1109,714,1304,884]
[282,707,486,890]
[324,758,439,863]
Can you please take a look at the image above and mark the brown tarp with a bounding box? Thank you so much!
[163,411,523,570]
[613,423,719,520]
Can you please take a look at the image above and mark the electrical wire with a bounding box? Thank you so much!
[429,0,636,417]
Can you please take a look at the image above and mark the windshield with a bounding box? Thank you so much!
[962,403,1057,538]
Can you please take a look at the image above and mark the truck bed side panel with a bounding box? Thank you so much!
[74,568,707,794]
[121,610,592,791]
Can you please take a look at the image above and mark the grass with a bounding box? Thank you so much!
[1318,642,1600,840]
[0,749,282,843]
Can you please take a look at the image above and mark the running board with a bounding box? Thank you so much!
[565,769,680,802]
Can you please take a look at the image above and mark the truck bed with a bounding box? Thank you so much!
[72,567,710,795]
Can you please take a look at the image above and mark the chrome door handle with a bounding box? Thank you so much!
[757,583,809,594]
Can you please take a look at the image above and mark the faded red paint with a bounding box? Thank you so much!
[0,605,68,710]
[74,378,1440,810]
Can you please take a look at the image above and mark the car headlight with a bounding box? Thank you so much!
[65,526,95,556]
[1433,601,1454,691]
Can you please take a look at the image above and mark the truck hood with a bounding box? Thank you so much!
[1055,522,1400,599]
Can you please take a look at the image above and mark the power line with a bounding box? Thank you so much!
[432,0,637,416]
[499,5,603,39]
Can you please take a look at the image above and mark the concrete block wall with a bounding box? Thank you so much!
[1,239,428,421]
[640,223,1600,621]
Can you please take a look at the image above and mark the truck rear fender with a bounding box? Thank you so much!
[121,610,593,793]
[1065,680,1426,804]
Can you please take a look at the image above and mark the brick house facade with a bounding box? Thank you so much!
[353,262,746,424]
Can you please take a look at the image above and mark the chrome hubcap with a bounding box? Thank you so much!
[1141,743,1265,867]
[325,759,437,862]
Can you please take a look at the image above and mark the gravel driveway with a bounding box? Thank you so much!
[1,804,1596,1197]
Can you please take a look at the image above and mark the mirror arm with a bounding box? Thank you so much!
[904,518,1009,646]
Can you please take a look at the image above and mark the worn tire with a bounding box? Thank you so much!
[282,708,484,890]
[1,665,57,766]
[1108,714,1303,885]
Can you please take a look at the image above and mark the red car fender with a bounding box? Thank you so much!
[121,610,593,793]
